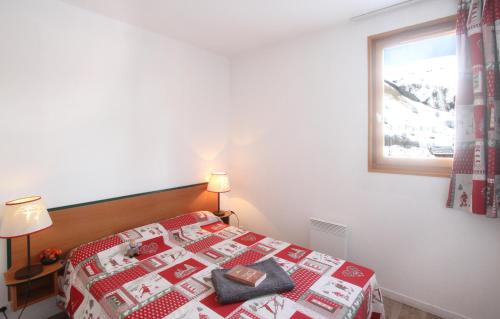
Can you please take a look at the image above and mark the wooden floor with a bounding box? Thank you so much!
[384,297,442,319]
[47,312,68,319]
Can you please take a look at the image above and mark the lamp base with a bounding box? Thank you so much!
[213,210,231,217]
[14,264,43,280]
[213,210,225,217]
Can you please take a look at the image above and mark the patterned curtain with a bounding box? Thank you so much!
[447,0,500,218]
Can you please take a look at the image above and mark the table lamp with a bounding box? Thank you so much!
[0,196,53,279]
[207,172,230,217]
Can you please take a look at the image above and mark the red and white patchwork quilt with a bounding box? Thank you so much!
[61,211,384,319]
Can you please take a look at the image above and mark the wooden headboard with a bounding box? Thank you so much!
[7,183,217,268]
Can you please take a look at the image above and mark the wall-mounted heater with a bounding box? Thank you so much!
[309,218,348,260]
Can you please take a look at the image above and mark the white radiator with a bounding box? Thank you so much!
[309,218,348,259]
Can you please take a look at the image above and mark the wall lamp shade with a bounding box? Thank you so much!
[0,196,52,238]
[1,196,52,280]
[207,172,230,217]
[207,172,231,193]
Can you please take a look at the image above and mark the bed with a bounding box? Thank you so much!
[6,183,384,318]
[60,211,384,318]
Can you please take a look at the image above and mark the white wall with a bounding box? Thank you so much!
[228,1,500,319]
[3,1,500,319]
[0,0,230,317]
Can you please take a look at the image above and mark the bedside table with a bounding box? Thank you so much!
[4,262,64,311]
[215,210,233,225]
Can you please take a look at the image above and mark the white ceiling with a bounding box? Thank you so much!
[61,0,408,56]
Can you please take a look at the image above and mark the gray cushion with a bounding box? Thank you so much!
[211,258,295,304]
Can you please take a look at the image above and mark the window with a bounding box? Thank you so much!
[368,16,456,177]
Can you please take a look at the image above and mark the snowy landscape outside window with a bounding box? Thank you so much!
[383,34,456,159]
[368,16,456,177]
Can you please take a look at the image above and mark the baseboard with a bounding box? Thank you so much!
[381,287,472,319]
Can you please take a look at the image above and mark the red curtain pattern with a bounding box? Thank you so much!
[447,0,500,218]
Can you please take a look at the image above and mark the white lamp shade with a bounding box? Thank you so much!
[0,196,53,238]
[207,172,231,193]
